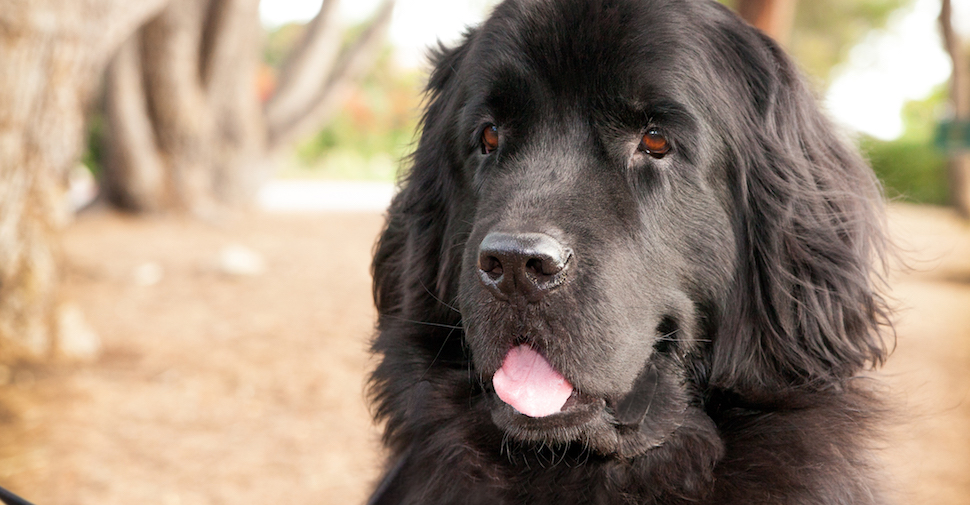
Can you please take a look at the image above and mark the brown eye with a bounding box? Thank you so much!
[640,128,670,158]
[481,125,499,154]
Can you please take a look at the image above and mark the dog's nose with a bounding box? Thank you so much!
[477,232,571,301]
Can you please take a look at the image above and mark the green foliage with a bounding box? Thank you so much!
[901,86,949,140]
[286,48,422,181]
[862,137,949,205]
[792,0,909,86]
[860,88,950,205]
[263,23,305,68]
[267,22,422,182]
[82,109,105,177]
[717,0,911,87]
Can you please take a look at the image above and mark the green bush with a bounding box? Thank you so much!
[265,22,423,182]
[860,137,949,206]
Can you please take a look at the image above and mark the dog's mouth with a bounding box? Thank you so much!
[491,344,577,417]
[487,344,686,457]
[487,345,615,449]
[489,344,604,418]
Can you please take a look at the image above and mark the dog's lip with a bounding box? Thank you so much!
[559,388,601,412]
[488,384,607,427]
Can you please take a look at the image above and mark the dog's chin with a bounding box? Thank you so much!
[488,387,686,458]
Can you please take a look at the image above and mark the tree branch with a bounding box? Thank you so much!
[267,0,395,150]
[940,0,969,118]
[264,0,344,136]
[198,0,268,206]
[94,0,171,62]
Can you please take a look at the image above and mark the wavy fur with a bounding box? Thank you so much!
[368,1,892,503]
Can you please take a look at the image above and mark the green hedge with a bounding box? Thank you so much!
[860,137,949,206]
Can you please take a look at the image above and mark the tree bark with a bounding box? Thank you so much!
[0,0,168,358]
[101,0,396,214]
[201,0,269,206]
[736,0,798,45]
[940,0,970,218]
[103,35,167,212]
[141,0,220,216]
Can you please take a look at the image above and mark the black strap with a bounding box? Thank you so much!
[0,485,34,505]
[367,447,411,505]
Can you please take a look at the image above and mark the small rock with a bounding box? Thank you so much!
[218,244,265,277]
[57,303,101,361]
[133,262,164,286]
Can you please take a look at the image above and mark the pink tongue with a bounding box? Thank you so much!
[492,345,574,418]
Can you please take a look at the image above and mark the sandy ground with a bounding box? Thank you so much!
[0,202,966,504]
[877,204,970,505]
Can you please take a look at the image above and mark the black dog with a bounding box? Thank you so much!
[369,0,892,503]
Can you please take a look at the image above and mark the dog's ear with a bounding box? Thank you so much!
[370,33,477,452]
[372,34,474,322]
[709,26,891,394]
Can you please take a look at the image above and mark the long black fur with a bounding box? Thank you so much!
[368,0,892,503]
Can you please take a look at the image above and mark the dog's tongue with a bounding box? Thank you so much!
[492,345,573,418]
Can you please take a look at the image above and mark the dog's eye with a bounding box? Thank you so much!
[639,128,670,158]
[481,125,499,154]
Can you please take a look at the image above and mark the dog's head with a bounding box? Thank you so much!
[372,0,889,459]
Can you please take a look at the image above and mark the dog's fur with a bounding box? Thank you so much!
[368,0,892,503]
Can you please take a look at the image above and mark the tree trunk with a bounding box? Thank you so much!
[0,0,168,359]
[940,0,970,218]
[736,0,798,45]
[101,0,396,214]
[103,36,167,212]
[201,0,268,206]
[141,0,221,216]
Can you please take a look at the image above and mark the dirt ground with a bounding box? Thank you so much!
[0,203,966,504]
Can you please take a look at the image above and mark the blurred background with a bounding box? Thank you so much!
[0,0,967,503]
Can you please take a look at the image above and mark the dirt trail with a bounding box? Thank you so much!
[0,203,965,504]
[878,204,970,504]
[1,211,387,504]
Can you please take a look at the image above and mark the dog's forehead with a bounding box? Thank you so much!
[465,0,699,105]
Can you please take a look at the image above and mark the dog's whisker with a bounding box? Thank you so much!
[382,314,463,330]
[554,444,568,468]
[537,441,549,469]
[501,432,514,463]
[419,280,462,314]
[419,325,460,382]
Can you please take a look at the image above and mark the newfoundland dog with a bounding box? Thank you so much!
[368,0,892,503]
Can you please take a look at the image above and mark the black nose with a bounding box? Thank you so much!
[477,232,572,301]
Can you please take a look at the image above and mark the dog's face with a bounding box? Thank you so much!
[451,0,741,456]
[372,0,888,467]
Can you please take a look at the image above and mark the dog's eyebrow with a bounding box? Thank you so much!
[602,97,700,162]
[458,69,537,136]
[479,68,536,110]
[602,97,697,146]
[630,98,694,128]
